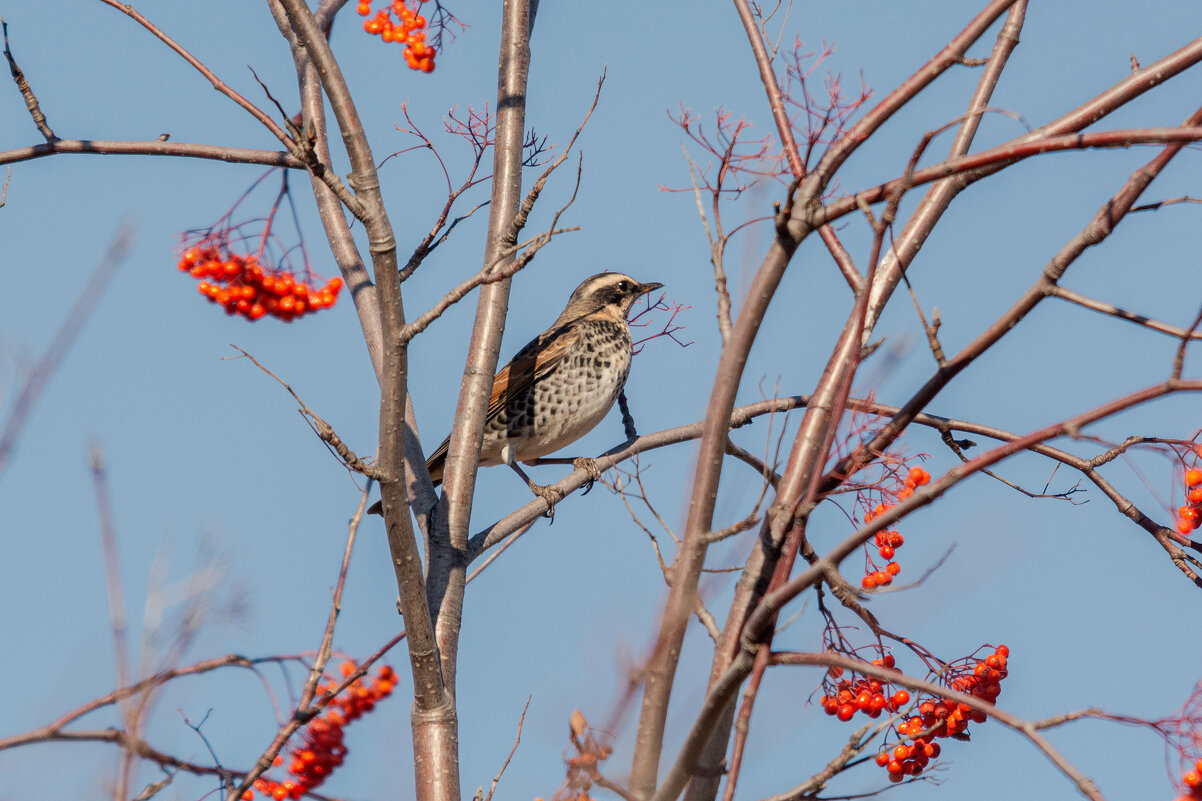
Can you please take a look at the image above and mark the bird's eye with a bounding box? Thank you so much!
[617,281,631,292]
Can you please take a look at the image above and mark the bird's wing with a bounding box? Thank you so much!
[487,324,579,418]
[423,324,580,482]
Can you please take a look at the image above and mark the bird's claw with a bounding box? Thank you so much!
[573,457,602,495]
[529,482,564,522]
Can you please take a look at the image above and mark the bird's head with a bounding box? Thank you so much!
[554,272,665,327]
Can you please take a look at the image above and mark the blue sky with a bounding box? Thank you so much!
[2,2,1202,800]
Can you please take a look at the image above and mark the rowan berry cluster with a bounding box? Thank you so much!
[873,645,1009,782]
[242,663,397,800]
[357,1,436,72]
[861,465,931,589]
[177,247,343,323]
[1177,466,1202,535]
[1175,758,1202,800]
[819,656,911,722]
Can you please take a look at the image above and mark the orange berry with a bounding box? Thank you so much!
[1185,469,1202,487]
[836,703,856,722]
[892,690,910,706]
[875,751,890,766]
[358,2,371,14]
[861,574,876,589]
[886,561,901,575]
[1188,487,1202,503]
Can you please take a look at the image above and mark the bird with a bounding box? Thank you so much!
[370,272,663,515]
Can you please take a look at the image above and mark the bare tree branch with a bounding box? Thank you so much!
[0,223,133,479]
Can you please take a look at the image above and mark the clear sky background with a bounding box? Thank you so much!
[2,2,1202,800]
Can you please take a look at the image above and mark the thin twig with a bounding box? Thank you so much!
[483,698,531,801]
[97,1,297,150]
[2,17,55,141]
[227,346,381,479]
[0,222,134,478]
[1050,285,1202,341]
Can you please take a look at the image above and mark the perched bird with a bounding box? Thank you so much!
[371,272,663,514]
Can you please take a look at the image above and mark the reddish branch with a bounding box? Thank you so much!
[634,3,1024,800]
[652,379,1202,801]
[816,126,1202,227]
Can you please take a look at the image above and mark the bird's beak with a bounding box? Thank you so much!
[639,281,665,296]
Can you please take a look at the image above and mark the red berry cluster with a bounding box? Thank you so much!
[242,663,397,800]
[358,1,436,72]
[1177,467,1202,535]
[819,656,911,722]
[1175,758,1202,800]
[873,645,1009,782]
[861,466,931,589]
[177,247,343,323]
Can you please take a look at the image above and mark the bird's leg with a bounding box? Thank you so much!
[617,389,639,441]
[503,444,562,519]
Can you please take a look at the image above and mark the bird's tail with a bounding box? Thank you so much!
[367,444,446,515]
[426,448,446,487]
